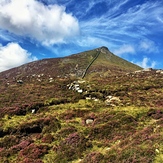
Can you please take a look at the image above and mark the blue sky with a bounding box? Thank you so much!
[0,0,163,72]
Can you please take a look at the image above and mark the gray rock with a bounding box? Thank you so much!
[86,119,94,125]
[31,109,35,114]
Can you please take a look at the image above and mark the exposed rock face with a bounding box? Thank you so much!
[96,46,109,52]
[100,46,110,53]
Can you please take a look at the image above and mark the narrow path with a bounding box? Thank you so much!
[82,50,101,79]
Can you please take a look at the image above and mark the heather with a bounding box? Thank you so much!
[0,47,163,162]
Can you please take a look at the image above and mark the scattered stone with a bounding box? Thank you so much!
[17,80,23,84]
[49,77,54,82]
[111,96,120,101]
[156,70,162,73]
[68,81,83,93]
[105,96,120,106]
[126,73,130,76]
[74,84,80,90]
[143,68,153,72]
[106,147,111,151]
[155,149,159,153]
[157,70,163,74]
[31,109,35,114]
[106,95,112,99]
[134,70,142,73]
[78,80,85,84]
[85,97,91,100]
[86,119,94,125]
[37,79,41,82]
[78,89,83,93]
[94,98,99,102]
[76,87,80,91]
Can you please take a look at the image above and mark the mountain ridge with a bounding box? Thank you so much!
[0,46,142,80]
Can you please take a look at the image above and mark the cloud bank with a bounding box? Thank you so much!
[0,43,37,72]
[0,0,79,45]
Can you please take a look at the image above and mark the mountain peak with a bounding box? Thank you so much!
[95,46,110,54]
[98,46,109,51]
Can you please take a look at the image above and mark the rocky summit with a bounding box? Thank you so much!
[0,47,163,163]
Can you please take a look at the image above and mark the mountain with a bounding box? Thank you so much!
[0,47,163,163]
[0,46,141,79]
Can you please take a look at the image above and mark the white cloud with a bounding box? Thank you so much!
[157,16,163,24]
[0,0,79,45]
[80,0,163,49]
[113,44,135,56]
[136,57,156,68]
[0,43,37,72]
[139,39,158,53]
[77,36,110,48]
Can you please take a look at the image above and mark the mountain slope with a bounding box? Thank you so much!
[0,47,163,163]
[0,46,141,108]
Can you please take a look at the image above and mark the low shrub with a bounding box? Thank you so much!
[17,143,48,162]
[19,116,61,135]
[56,126,77,140]
[42,116,61,133]
[44,98,68,106]
[147,109,163,119]
[19,158,43,163]
[82,152,105,163]
[59,109,89,120]
[10,139,32,154]
[55,132,92,162]
[0,106,26,118]
[41,134,54,144]
[0,135,19,149]
[89,113,137,140]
